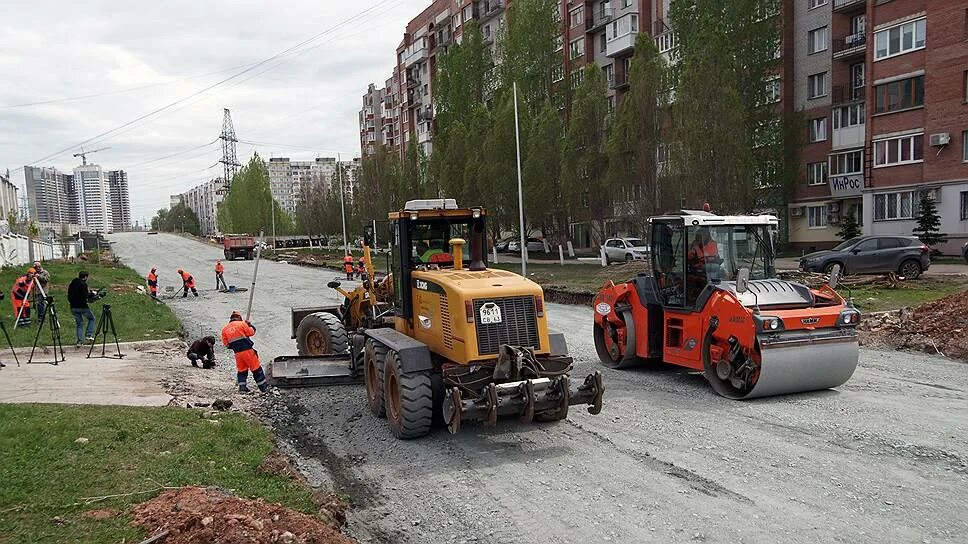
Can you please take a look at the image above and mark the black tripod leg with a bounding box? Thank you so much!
[87,312,105,358]
[48,306,65,363]
[108,311,122,358]
[0,321,19,366]
[27,306,47,365]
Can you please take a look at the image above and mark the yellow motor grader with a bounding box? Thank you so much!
[269,199,604,439]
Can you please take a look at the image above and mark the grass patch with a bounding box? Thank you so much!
[839,277,968,313]
[0,261,179,346]
[0,404,316,544]
[492,262,617,292]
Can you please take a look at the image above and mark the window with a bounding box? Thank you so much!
[808,0,827,9]
[873,134,923,166]
[961,191,968,220]
[964,130,968,161]
[570,37,585,59]
[571,69,584,90]
[833,103,865,129]
[808,205,827,228]
[569,6,584,28]
[808,72,827,99]
[851,14,866,36]
[830,150,863,175]
[608,13,637,40]
[874,191,915,220]
[462,5,473,22]
[874,76,924,114]
[807,162,827,185]
[808,26,828,54]
[765,77,781,103]
[552,64,564,83]
[874,18,926,60]
[809,117,827,142]
[600,33,607,52]
[603,64,614,85]
[554,35,563,51]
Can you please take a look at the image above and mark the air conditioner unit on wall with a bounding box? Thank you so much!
[790,206,804,217]
[828,202,840,213]
[827,214,841,224]
[929,133,951,146]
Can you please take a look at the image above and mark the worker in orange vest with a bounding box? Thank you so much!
[343,254,354,280]
[215,260,227,290]
[687,227,720,272]
[146,267,159,299]
[11,268,35,327]
[221,310,267,393]
[177,268,198,298]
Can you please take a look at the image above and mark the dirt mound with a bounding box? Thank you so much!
[861,290,968,360]
[131,486,355,544]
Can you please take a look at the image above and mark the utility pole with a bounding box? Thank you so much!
[337,154,348,255]
[219,108,240,188]
[513,82,527,277]
[270,201,276,249]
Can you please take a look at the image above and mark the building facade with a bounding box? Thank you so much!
[360,83,385,156]
[179,177,225,237]
[0,171,20,222]
[267,157,338,214]
[73,164,114,233]
[24,166,78,224]
[787,0,968,254]
[107,170,131,232]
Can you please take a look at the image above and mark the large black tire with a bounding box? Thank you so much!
[823,261,844,275]
[383,350,433,439]
[364,339,388,418]
[295,312,348,356]
[594,309,638,369]
[899,259,922,279]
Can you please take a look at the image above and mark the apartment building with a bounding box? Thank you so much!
[107,170,131,232]
[180,177,225,237]
[267,157,338,214]
[73,163,114,233]
[788,0,968,254]
[24,166,78,224]
[360,83,385,156]
[0,171,19,223]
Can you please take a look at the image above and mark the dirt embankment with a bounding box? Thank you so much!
[861,290,968,360]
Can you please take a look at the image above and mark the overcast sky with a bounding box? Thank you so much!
[0,0,427,224]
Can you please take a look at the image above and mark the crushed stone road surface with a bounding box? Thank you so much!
[111,232,968,544]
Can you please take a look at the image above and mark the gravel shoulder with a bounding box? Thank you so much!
[111,232,968,544]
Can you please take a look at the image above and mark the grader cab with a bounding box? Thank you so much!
[270,199,604,439]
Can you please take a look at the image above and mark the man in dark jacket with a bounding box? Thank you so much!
[187,336,217,369]
[67,271,96,347]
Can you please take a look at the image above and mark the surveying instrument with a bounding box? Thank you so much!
[26,280,66,366]
[88,299,123,359]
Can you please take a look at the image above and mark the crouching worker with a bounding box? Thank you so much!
[221,310,267,393]
[187,336,216,369]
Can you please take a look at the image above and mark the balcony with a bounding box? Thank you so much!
[832,32,866,60]
[406,76,419,89]
[606,13,638,57]
[480,0,502,19]
[833,0,865,13]
[588,7,613,32]
[831,84,864,105]
[416,122,432,144]
[402,39,429,67]
[609,72,629,90]
[606,32,636,57]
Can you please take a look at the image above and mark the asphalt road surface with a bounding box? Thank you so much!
[111,232,967,544]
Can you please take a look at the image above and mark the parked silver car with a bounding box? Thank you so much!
[603,237,649,263]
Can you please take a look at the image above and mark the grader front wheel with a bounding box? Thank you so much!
[364,339,388,418]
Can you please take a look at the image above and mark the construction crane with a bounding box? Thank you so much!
[73,146,110,165]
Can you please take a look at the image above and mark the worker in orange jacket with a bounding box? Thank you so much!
[221,310,267,393]
[343,254,354,280]
[12,268,36,327]
[146,267,158,299]
[177,268,198,298]
[215,260,227,290]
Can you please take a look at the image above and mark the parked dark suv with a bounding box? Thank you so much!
[799,235,931,279]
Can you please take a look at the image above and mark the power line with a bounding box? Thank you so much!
[17,0,398,171]
[118,138,220,169]
[238,139,359,156]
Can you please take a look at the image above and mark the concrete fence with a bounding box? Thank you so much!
[0,234,83,267]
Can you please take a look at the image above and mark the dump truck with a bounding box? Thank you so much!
[593,209,859,399]
[223,235,256,260]
[270,199,604,439]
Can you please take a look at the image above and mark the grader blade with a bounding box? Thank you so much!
[268,354,361,387]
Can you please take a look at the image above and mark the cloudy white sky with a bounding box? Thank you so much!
[0,0,427,224]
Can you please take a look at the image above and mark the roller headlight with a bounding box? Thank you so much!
[838,310,860,326]
[758,316,783,332]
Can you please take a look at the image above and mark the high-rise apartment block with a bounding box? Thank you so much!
[0,171,19,223]
[179,177,226,236]
[267,157,338,215]
[73,164,114,233]
[24,166,78,225]
[107,170,131,232]
[25,163,131,233]
[362,1,967,253]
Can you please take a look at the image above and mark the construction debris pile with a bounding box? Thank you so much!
[132,486,354,544]
[860,289,968,360]
[777,270,906,289]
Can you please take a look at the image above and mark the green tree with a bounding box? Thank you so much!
[218,154,294,235]
[402,135,425,197]
[523,101,564,240]
[59,223,73,258]
[433,22,493,133]
[498,0,561,111]
[836,212,861,241]
[605,33,668,234]
[912,191,947,248]
[561,64,610,245]
[478,93,521,241]
[355,144,404,223]
[150,204,201,235]
[7,211,19,234]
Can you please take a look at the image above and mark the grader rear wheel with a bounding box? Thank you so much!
[364,339,388,418]
[295,312,348,356]
[384,350,433,439]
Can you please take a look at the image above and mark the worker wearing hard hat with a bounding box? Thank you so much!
[221,310,267,393]
[146,267,159,299]
[177,268,198,298]
[11,268,35,327]
[343,254,354,280]
[215,260,227,290]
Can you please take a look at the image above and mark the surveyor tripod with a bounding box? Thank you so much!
[87,304,123,359]
[0,319,20,368]
[27,285,66,366]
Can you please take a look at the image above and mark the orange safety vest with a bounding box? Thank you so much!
[215,262,224,274]
[179,270,195,288]
[688,240,719,270]
[11,275,31,308]
[221,319,256,353]
[343,255,354,273]
[147,271,158,292]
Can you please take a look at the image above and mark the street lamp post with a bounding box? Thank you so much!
[513,82,527,277]
[337,153,349,255]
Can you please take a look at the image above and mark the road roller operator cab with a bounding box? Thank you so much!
[594,210,860,399]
